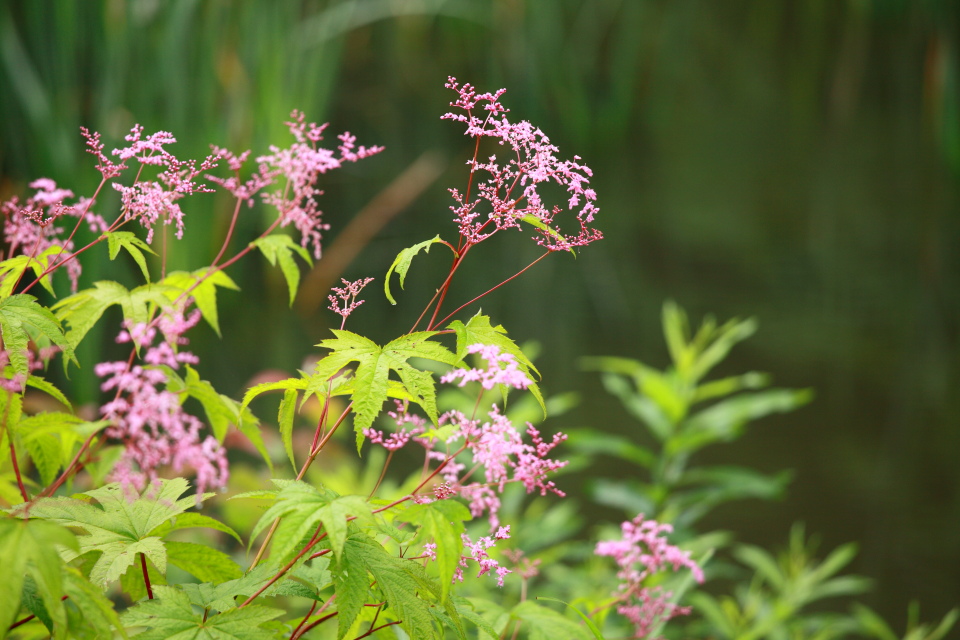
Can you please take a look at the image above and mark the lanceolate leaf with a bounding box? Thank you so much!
[105,230,157,282]
[120,585,283,640]
[510,600,593,640]
[251,234,313,306]
[384,235,453,305]
[447,312,545,415]
[312,329,457,449]
[0,294,76,382]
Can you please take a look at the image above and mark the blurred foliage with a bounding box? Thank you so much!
[0,0,957,627]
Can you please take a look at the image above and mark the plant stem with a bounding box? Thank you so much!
[140,552,154,599]
[4,391,28,502]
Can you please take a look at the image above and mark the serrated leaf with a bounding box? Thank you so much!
[447,312,545,416]
[397,499,470,602]
[23,479,212,590]
[120,585,282,640]
[250,482,371,564]
[0,245,64,300]
[251,234,313,306]
[0,294,76,383]
[338,533,442,640]
[25,374,72,410]
[160,268,239,337]
[105,231,156,282]
[52,280,177,350]
[312,330,457,450]
[148,512,243,544]
[165,540,243,583]
[0,518,78,638]
[384,235,452,305]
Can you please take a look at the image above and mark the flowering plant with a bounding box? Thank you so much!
[1,79,953,640]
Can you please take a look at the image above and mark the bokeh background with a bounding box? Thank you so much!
[1,0,957,628]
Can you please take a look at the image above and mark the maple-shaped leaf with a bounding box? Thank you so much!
[52,280,178,350]
[0,518,78,638]
[251,234,313,306]
[0,294,77,384]
[312,329,457,449]
[160,268,239,336]
[62,565,130,639]
[250,481,372,565]
[397,499,471,602]
[120,585,283,640]
[15,412,110,486]
[23,479,219,590]
[447,312,545,415]
[334,532,461,640]
[105,231,157,282]
[0,245,64,300]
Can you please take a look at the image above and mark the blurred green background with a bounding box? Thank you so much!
[1,0,957,627]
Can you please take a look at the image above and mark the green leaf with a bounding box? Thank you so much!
[250,482,372,564]
[519,215,575,255]
[536,598,606,639]
[25,374,72,410]
[0,245,64,299]
[53,280,177,350]
[278,388,299,472]
[0,518,78,638]
[0,294,76,382]
[120,585,282,640]
[165,541,243,583]
[105,231,156,282]
[447,312,545,416]
[160,268,239,336]
[384,235,451,305]
[312,329,457,449]
[251,234,313,306]
[510,600,593,640]
[339,533,444,640]
[148,512,242,544]
[23,479,212,590]
[62,565,130,639]
[397,499,471,602]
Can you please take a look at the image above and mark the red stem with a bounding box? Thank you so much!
[140,552,154,599]
[435,250,549,328]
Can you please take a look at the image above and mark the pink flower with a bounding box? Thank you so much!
[442,77,602,251]
[95,303,227,497]
[327,277,375,328]
[1,179,108,292]
[440,343,531,390]
[256,111,383,259]
[596,514,705,638]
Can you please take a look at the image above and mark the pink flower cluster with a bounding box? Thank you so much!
[595,514,705,639]
[368,389,568,531]
[1,178,108,292]
[442,77,602,251]
[0,343,60,393]
[108,125,220,243]
[94,304,228,496]
[440,343,531,390]
[255,111,383,259]
[327,277,375,328]
[424,526,512,587]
